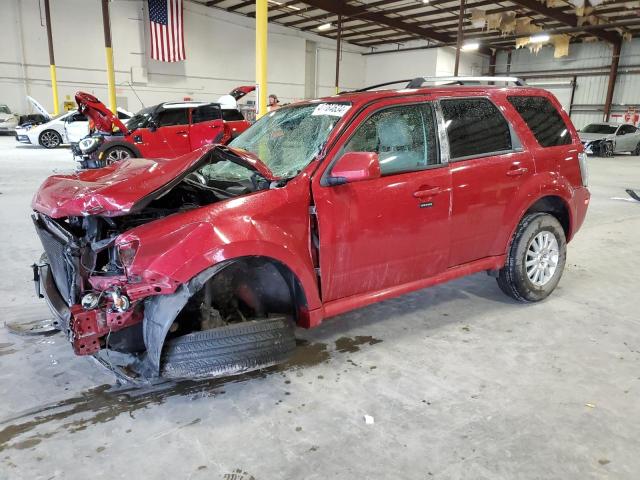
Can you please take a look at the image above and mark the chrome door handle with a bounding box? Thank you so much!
[506,167,528,176]
[413,187,441,198]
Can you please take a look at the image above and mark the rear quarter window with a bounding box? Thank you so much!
[222,109,246,121]
[508,95,571,147]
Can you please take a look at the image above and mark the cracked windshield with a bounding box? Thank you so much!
[203,102,351,180]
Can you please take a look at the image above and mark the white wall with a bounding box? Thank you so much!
[364,43,488,86]
[495,39,640,128]
[0,0,365,115]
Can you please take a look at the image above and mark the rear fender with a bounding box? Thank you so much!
[493,172,575,254]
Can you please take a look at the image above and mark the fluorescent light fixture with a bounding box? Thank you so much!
[461,42,480,51]
[423,0,430,3]
[529,33,550,43]
[288,5,301,10]
[317,23,332,31]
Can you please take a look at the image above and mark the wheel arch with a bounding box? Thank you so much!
[98,139,141,157]
[142,255,310,375]
[524,195,572,240]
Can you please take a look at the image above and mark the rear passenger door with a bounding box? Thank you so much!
[190,104,225,149]
[441,97,534,267]
[615,124,638,152]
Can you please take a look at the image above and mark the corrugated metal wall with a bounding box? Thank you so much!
[495,39,640,129]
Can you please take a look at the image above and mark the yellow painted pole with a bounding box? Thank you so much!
[255,0,268,119]
[43,0,59,115]
[102,0,117,113]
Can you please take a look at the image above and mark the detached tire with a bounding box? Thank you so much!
[497,213,567,303]
[160,316,296,379]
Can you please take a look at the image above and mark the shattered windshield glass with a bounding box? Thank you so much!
[201,102,351,181]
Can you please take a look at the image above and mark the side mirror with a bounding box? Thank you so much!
[148,120,157,132]
[325,151,381,186]
[617,130,625,136]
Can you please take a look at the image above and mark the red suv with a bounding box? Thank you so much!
[74,88,253,167]
[31,77,590,382]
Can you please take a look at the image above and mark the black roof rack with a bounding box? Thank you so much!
[353,76,526,93]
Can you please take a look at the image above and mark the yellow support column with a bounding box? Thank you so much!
[102,0,117,114]
[255,0,268,119]
[44,0,59,115]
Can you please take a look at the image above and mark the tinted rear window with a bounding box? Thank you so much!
[508,96,571,147]
[222,109,246,121]
[440,98,512,159]
[192,104,222,123]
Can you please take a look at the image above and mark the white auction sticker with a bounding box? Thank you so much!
[312,103,351,117]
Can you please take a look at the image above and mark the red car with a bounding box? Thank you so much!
[74,87,254,167]
[32,77,590,382]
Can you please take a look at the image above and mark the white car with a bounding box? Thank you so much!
[0,104,20,134]
[15,96,131,148]
[578,122,640,156]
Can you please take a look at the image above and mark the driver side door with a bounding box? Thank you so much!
[311,99,451,302]
[615,124,638,152]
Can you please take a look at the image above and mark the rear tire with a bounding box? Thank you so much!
[634,142,640,156]
[497,213,567,302]
[39,130,62,148]
[160,316,296,379]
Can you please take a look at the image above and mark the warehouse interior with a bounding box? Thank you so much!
[1,1,639,479]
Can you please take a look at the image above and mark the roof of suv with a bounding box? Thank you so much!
[161,101,220,109]
[292,77,553,109]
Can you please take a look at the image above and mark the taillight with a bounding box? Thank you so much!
[578,152,589,187]
[117,240,139,269]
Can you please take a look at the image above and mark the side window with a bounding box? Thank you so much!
[70,113,87,122]
[440,98,512,159]
[620,124,637,135]
[222,109,246,121]
[155,108,189,127]
[117,111,130,119]
[343,103,439,176]
[192,105,222,123]
[508,95,571,147]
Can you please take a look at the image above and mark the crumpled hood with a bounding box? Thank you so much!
[578,132,611,142]
[32,145,276,218]
[32,148,210,218]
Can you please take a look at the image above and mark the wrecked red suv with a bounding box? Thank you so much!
[73,87,254,169]
[32,77,590,382]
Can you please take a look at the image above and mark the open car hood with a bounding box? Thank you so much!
[75,91,129,135]
[27,96,51,121]
[32,145,276,218]
[229,85,256,101]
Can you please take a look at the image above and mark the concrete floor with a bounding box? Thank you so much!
[0,135,639,480]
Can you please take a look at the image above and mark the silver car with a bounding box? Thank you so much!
[578,122,640,156]
[0,104,19,134]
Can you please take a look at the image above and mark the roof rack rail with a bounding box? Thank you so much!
[354,76,525,92]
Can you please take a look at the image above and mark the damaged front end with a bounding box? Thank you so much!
[30,144,288,382]
[32,211,177,359]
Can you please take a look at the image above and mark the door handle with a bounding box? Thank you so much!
[413,187,441,198]
[506,167,528,176]
[176,130,188,135]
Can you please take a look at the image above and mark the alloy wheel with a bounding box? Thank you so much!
[40,131,60,148]
[105,148,132,164]
[525,230,559,287]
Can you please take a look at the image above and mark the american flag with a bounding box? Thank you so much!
[148,0,185,62]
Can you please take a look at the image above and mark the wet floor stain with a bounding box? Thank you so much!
[0,335,384,452]
[0,343,16,357]
[334,335,383,353]
[0,339,331,452]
